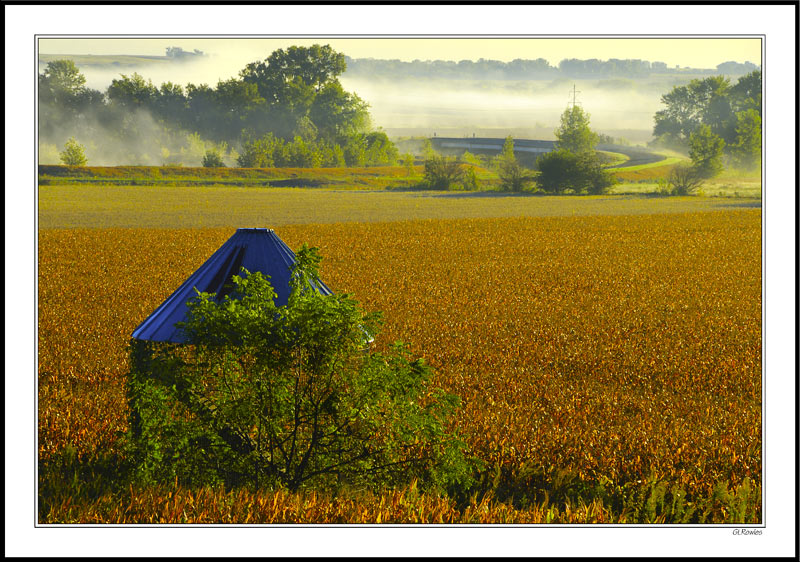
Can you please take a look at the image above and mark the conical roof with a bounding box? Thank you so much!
[132,228,333,343]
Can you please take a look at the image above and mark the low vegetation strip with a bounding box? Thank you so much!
[39,211,761,523]
[38,164,412,185]
[38,184,760,229]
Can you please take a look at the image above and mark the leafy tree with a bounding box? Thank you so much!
[500,135,515,161]
[652,84,698,146]
[653,72,761,150]
[580,155,618,195]
[126,246,472,493]
[493,137,533,193]
[402,152,416,176]
[535,149,616,195]
[729,70,762,114]
[59,137,88,166]
[536,150,579,194]
[730,109,762,170]
[153,82,188,126]
[555,105,598,154]
[497,158,534,192]
[239,44,356,138]
[460,151,484,167]
[38,60,104,140]
[423,155,465,190]
[688,125,725,178]
[241,44,346,96]
[202,149,226,168]
[211,78,265,142]
[107,73,158,109]
[364,131,399,166]
[284,136,320,167]
[462,166,480,191]
[237,133,282,168]
[420,138,436,159]
[308,81,371,141]
[40,59,86,94]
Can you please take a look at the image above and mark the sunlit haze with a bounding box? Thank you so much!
[38,37,761,69]
[37,36,763,159]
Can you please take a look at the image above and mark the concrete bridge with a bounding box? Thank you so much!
[431,137,556,155]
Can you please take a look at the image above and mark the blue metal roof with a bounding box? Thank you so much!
[131,228,333,343]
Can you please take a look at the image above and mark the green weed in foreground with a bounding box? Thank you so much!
[39,447,760,523]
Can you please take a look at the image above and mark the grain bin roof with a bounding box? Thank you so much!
[131,228,332,343]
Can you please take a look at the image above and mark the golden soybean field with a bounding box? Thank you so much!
[38,210,762,523]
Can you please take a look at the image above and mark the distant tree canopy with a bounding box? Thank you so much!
[343,56,758,81]
[38,45,390,167]
[652,71,762,168]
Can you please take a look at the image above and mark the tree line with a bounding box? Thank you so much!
[38,45,398,167]
[651,70,762,170]
[344,56,759,81]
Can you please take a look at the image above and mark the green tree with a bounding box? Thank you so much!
[493,136,534,193]
[40,59,86,92]
[460,151,484,167]
[402,152,416,177]
[500,135,515,161]
[308,81,371,141]
[342,134,367,167]
[293,115,318,142]
[497,158,534,192]
[462,166,480,191]
[729,70,762,114]
[535,149,616,195]
[126,246,472,493]
[237,133,283,168]
[421,138,436,159]
[211,78,265,142]
[202,149,226,168]
[239,44,355,139]
[652,73,760,149]
[730,109,762,170]
[284,136,320,167]
[555,106,598,154]
[107,73,158,109]
[689,125,725,178]
[364,131,399,166]
[59,137,88,166]
[39,59,87,107]
[423,155,465,190]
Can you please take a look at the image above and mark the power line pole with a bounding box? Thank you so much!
[568,84,581,108]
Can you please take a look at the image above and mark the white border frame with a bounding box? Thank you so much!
[7,3,796,558]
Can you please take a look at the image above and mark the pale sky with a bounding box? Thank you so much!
[38,37,762,69]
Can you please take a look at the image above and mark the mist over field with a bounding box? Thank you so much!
[42,56,675,142]
[339,76,671,144]
[38,45,758,164]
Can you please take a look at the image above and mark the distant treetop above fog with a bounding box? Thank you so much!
[343,56,760,80]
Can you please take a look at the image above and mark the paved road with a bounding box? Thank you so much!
[431,137,667,169]
[597,144,666,168]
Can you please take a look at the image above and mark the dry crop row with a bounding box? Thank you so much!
[38,210,762,521]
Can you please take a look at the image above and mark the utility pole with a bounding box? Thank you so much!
[568,84,581,108]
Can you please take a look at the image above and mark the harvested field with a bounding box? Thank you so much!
[38,210,762,523]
